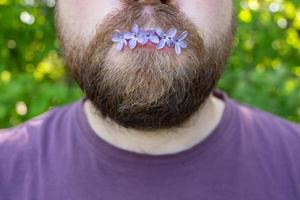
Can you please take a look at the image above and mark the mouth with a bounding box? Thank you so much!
[121,42,173,52]
[122,43,174,55]
[136,42,172,50]
[111,24,188,55]
[138,42,158,49]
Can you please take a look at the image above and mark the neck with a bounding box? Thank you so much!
[83,92,225,155]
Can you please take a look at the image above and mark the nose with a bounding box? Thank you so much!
[137,0,170,5]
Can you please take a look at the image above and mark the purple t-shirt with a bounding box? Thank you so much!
[1,90,300,200]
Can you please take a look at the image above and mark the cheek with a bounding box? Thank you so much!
[177,0,233,46]
[58,0,120,43]
[58,0,233,48]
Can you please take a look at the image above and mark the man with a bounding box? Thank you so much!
[0,0,300,199]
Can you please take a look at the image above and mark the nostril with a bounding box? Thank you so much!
[134,0,171,4]
[160,0,170,4]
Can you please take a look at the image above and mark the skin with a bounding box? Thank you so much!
[57,0,233,51]
[56,0,234,155]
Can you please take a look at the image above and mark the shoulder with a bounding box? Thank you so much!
[0,100,81,158]
[0,100,82,191]
[233,99,300,137]
[230,98,300,166]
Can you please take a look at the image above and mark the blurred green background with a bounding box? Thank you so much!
[0,0,299,128]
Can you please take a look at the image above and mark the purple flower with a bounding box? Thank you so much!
[123,24,145,49]
[111,30,128,51]
[140,29,160,45]
[173,31,188,55]
[111,25,188,55]
[156,27,177,49]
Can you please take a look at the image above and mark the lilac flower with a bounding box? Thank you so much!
[111,25,188,55]
[173,31,188,55]
[123,24,145,49]
[140,29,160,45]
[155,27,177,49]
[111,30,128,51]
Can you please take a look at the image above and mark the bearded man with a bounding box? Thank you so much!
[1,0,300,199]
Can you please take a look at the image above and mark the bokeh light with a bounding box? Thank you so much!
[0,0,299,128]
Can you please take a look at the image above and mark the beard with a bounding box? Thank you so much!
[56,3,236,131]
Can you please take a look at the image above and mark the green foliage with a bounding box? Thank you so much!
[0,0,82,127]
[0,0,299,128]
[219,0,300,123]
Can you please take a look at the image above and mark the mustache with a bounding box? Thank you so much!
[90,3,202,49]
[110,3,186,29]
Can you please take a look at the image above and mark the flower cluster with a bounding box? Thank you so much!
[112,24,188,55]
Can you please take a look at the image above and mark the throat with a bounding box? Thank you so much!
[83,93,225,155]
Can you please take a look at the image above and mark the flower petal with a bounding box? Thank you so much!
[129,39,137,49]
[150,35,160,44]
[116,41,124,51]
[167,28,177,37]
[179,40,187,48]
[156,39,166,49]
[112,31,122,42]
[137,34,146,44]
[112,35,121,42]
[155,28,164,37]
[123,32,132,40]
[141,38,148,45]
[139,29,146,35]
[178,31,188,40]
[166,39,174,47]
[175,43,182,55]
[132,24,139,33]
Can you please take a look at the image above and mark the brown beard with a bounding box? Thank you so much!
[56,3,236,131]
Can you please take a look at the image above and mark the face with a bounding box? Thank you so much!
[55,0,236,131]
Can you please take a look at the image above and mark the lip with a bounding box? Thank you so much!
[134,42,172,51]
[138,42,157,49]
[122,41,173,51]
